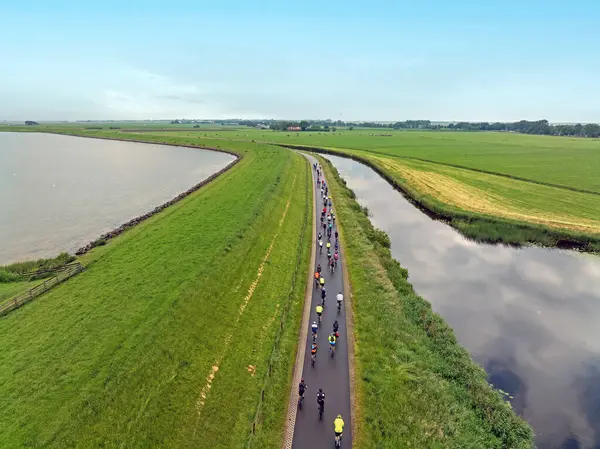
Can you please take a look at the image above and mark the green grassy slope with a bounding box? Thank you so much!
[0,136,311,448]
[320,156,533,448]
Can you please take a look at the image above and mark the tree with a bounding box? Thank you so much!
[300,120,309,131]
[349,126,354,131]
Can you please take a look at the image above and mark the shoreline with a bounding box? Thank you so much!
[280,144,600,254]
[6,130,242,260]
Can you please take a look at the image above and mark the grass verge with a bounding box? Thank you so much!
[319,155,534,448]
[0,134,310,448]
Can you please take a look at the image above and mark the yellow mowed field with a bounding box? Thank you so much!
[370,155,600,234]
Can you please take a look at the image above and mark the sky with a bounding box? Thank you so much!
[1,0,599,122]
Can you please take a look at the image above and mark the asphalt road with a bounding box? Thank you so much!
[292,156,352,449]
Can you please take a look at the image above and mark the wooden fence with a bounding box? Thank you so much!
[0,263,84,317]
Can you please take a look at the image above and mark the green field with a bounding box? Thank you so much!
[145,127,600,249]
[0,135,311,448]
[320,156,533,448]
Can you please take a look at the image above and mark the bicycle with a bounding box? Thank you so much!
[335,434,342,448]
[311,352,316,366]
[329,343,336,358]
[298,393,305,410]
[318,401,324,420]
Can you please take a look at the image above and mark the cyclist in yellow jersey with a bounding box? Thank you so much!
[320,276,325,286]
[334,414,344,438]
[316,304,324,325]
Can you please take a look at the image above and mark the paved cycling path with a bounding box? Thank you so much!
[291,155,352,448]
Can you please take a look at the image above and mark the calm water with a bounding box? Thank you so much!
[326,154,600,449]
[0,133,235,264]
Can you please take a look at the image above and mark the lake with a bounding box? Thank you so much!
[326,154,600,449]
[0,133,235,264]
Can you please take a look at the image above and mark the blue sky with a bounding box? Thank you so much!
[1,0,599,122]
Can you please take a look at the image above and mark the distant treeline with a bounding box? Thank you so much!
[238,119,600,138]
[446,120,600,137]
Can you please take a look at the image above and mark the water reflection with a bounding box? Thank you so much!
[326,154,600,449]
[0,133,235,264]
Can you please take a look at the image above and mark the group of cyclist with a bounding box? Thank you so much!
[301,162,345,445]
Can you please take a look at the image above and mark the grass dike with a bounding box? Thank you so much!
[0,133,311,448]
[318,155,534,448]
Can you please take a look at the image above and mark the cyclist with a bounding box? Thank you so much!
[328,222,333,232]
[311,321,318,339]
[316,304,324,324]
[334,415,345,443]
[319,239,323,253]
[335,240,339,251]
[298,379,307,400]
[321,286,326,301]
[311,342,318,365]
[335,231,339,240]
[320,276,325,287]
[332,320,340,339]
[337,292,343,311]
[328,333,336,354]
[318,232,322,241]
[329,257,335,273]
[326,241,331,251]
[317,263,322,274]
[317,388,326,411]
[314,270,320,288]
[332,213,336,224]
[327,249,332,260]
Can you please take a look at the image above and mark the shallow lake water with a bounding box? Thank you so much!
[0,133,235,264]
[326,154,600,449]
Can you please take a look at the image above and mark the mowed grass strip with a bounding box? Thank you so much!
[319,156,533,448]
[0,138,310,448]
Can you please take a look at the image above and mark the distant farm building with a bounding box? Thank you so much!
[25,121,39,125]
[287,126,301,131]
